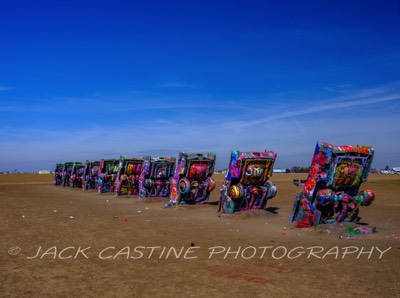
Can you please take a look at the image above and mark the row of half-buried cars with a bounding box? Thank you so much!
[53,141,376,228]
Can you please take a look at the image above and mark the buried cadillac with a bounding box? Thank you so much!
[219,150,277,214]
[138,156,176,199]
[166,152,216,207]
[290,142,375,228]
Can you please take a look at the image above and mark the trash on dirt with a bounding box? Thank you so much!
[113,216,118,218]
[69,216,75,219]
[145,207,150,210]
[281,231,286,236]
[137,210,142,214]
[52,210,58,213]
[339,235,355,240]
[344,225,377,235]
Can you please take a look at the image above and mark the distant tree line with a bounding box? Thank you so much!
[290,166,310,173]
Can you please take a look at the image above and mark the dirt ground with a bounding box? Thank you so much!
[1,173,399,297]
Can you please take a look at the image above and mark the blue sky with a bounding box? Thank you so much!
[1,0,399,171]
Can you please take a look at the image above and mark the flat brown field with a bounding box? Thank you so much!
[1,173,399,297]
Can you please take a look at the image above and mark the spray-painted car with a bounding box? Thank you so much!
[82,160,100,191]
[114,156,144,196]
[53,163,64,186]
[138,156,176,199]
[97,159,119,193]
[69,162,85,188]
[290,142,375,228]
[62,162,76,187]
[219,151,277,214]
[167,152,216,206]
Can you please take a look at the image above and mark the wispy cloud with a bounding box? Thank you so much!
[1,83,399,171]
[158,82,196,89]
[0,86,12,91]
[155,119,172,124]
[0,105,47,112]
[225,90,400,129]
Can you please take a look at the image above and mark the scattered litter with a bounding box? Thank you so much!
[69,216,75,219]
[52,210,58,213]
[106,200,109,203]
[191,243,195,247]
[137,210,142,214]
[145,207,150,210]
[144,219,151,222]
[339,235,355,240]
[22,215,25,218]
[344,226,377,235]
[113,216,118,218]
[283,227,286,230]
[124,218,128,222]
[281,232,286,236]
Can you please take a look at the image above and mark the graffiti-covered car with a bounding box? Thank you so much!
[290,142,375,228]
[167,152,216,207]
[62,162,76,187]
[97,159,119,193]
[69,162,85,188]
[53,163,64,186]
[114,156,144,196]
[219,150,277,214]
[138,156,176,199]
[82,160,100,191]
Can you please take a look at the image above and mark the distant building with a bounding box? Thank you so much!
[38,170,51,174]
[214,170,227,174]
[380,169,399,175]
[273,168,290,173]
